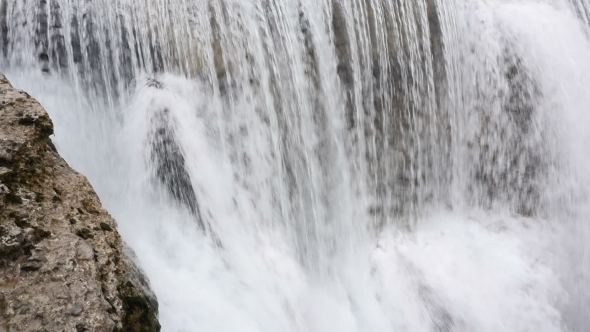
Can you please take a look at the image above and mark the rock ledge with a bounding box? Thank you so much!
[0,74,160,331]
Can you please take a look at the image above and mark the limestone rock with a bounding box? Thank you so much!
[0,73,160,331]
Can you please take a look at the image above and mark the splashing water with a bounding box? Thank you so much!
[2,0,590,330]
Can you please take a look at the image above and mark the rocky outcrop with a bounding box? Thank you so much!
[0,74,160,331]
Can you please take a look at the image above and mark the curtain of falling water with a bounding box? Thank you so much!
[2,0,590,330]
[0,0,449,223]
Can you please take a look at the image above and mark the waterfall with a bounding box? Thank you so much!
[1,0,589,330]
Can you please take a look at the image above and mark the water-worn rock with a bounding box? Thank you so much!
[0,73,160,331]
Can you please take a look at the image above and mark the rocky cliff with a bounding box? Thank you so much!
[0,74,160,331]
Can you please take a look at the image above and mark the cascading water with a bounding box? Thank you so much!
[1,0,589,330]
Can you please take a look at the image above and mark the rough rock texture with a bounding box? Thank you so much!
[0,74,160,331]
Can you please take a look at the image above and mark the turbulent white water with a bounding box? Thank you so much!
[2,0,590,330]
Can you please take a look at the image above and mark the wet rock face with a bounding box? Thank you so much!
[144,79,210,236]
[471,49,543,217]
[0,73,160,331]
[149,108,204,227]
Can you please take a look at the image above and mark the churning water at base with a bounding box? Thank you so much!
[2,0,590,330]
